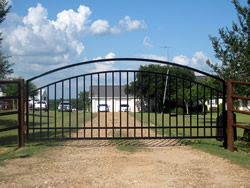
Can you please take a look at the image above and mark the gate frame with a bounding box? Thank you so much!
[0,79,25,147]
[26,58,227,145]
[227,80,250,152]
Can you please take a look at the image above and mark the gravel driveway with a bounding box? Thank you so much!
[0,113,249,187]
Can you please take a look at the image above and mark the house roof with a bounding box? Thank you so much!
[89,85,133,98]
[196,75,208,81]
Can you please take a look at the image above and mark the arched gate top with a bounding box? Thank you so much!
[27,58,224,83]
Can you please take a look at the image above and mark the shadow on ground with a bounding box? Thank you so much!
[58,139,183,148]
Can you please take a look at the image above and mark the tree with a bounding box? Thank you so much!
[78,91,90,111]
[206,0,250,96]
[2,77,37,99]
[0,0,13,80]
[126,64,195,113]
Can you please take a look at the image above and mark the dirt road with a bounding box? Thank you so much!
[0,113,249,187]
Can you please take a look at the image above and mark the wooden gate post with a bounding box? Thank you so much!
[227,79,234,152]
[18,79,25,147]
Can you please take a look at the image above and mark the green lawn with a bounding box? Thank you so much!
[0,110,94,165]
[27,110,95,139]
[132,112,225,138]
[132,112,248,138]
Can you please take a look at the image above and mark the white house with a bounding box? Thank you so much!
[89,85,140,112]
[205,98,223,111]
[239,99,250,111]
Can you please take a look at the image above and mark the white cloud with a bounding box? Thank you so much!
[90,19,110,35]
[90,16,146,35]
[92,52,117,72]
[191,51,207,65]
[143,36,152,48]
[1,3,147,79]
[172,55,190,65]
[3,3,85,59]
[172,51,214,73]
[105,52,116,59]
[120,16,146,31]
[52,5,91,37]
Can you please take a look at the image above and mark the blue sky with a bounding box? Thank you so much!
[0,0,247,86]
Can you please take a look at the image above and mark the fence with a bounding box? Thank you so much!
[227,80,250,152]
[0,79,25,147]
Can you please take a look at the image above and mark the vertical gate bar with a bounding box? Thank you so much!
[223,81,227,149]
[155,73,157,137]
[91,74,93,138]
[134,72,136,138]
[105,72,107,138]
[18,81,21,144]
[62,81,64,138]
[32,93,35,139]
[169,76,171,137]
[40,89,42,138]
[18,80,24,147]
[127,71,129,137]
[54,83,57,138]
[210,88,212,136]
[119,71,122,137]
[197,83,199,137]
[76,77,79,138]
[203,86,206,137]
[227,80,234,152]
[148,72,150,137]
[183,79,185,137]
[217,91,219,137]
[20,80,25,146]
[141,72,143,137]
[98,73,100,138]
[17,81,21,144]
[176,77,178,137]
[190,81,192,137]
[26,81,29,140]
[47,86,49,139]
[69,79,71,138]
[112,72,114,137]
[83,76,86,138]
[162,75,164,137]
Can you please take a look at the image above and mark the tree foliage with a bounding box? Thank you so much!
[0,0,13,80]
[206,0,250,96]
[126,64,196,113]
[77,91,90,110]
[2,77,37,99]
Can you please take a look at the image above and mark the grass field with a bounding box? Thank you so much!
[27,110,95,139]
[0,110,95,165]
[132,112,248,138]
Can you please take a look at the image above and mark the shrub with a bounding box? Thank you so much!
[242,125,250,142]
[210,107,218,112]
[219,103,223,113]
[171,107,184,114]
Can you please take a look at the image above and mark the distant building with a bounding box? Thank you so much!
[195,75,208,81]
[89,85,140,112]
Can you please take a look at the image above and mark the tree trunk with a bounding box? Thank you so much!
[184,100,189,114]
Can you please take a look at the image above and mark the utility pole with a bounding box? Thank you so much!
[162,45,173,61]
[161,45,173,114]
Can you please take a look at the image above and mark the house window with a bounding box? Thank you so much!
[208,99,217,105]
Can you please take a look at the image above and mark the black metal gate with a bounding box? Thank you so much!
[26,58,226,140]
